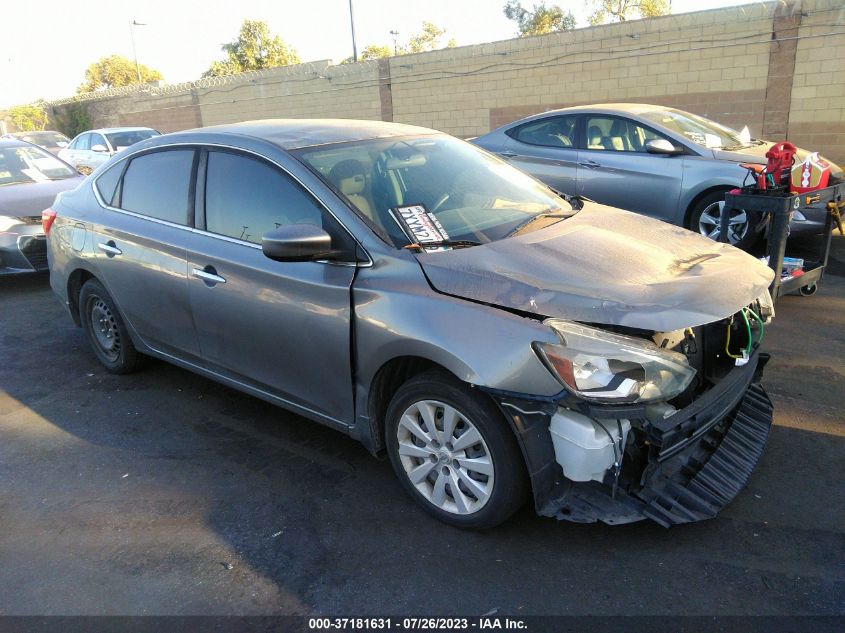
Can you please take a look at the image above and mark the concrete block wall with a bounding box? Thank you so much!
[39,0,845,164]
[787,0,845,164]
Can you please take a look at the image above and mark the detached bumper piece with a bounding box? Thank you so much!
[632,384,772,526]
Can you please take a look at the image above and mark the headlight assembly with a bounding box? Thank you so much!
[534,319,696,404]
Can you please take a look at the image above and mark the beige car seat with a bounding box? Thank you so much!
[329,159,380,225]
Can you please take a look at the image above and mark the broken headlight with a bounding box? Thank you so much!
[534,320,696,404]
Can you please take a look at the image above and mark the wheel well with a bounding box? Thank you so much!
[67,269,96,326]
[367,356,449,453]
[684,186,732,228]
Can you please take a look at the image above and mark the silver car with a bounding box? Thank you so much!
[0,139,83,275]
[472,104,842,248]
[48,120,776,529]
[58,127,160,173]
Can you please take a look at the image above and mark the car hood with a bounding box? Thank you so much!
[416,203,774,332]
[0,177,84,217]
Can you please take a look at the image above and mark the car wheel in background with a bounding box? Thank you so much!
[79,279,143,374]
[688,190,761,250]
[385,370,527,529]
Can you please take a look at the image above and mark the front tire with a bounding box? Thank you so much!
[385,370,528,529]
[79,279,143,374]
[688,190,761,250]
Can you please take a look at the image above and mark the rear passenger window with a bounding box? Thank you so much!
[119,150,195,224]
[204,151,324,244]
[511,115,578,148]
[95,162,123,206]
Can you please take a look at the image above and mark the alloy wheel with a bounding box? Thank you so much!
[396,399,495,515]
[698,200,749,245]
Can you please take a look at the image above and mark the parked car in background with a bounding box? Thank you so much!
[48,120,776,529]
[58,127,160,173]
[472,104,843,248]
[2,131,71,155]
[0,139,83,275]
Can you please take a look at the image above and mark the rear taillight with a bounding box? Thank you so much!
[42,209,57,235]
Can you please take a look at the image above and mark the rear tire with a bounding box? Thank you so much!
[688,190,761,250]
[79,279,143,374]
[385,370,528,529]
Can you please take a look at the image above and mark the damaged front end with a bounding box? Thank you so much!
[486,296,775,527]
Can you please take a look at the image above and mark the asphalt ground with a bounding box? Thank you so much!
[0,236,843,616]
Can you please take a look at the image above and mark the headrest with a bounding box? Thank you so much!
[338,174,365,196]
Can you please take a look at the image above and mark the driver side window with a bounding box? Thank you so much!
[75,134,91,151]
[204,151,327,245]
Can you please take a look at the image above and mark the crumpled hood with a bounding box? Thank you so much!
[0,177,84,217]
[712,142,844,176]
[416,203,774,331]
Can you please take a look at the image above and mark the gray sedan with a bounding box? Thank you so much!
[48,120,776,529]
[472,104,842,248]
[0,139,83,275]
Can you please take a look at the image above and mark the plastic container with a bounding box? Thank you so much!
[549,409,631,483]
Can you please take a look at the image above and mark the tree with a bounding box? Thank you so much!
[54,101,91,138]
[588,0,670,24]
[405,21,455,54]
[342,22,455,63]
[361,44,392,60]
[204,19,300,78]
[503,1,576,36]
[78,55,163,93]
[8,103,49,131]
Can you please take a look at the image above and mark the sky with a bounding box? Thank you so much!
[1,0,757,109]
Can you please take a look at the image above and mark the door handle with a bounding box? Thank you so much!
[498,150,518,158]
[193,266,226,285]
[97,241,122,256]
[578,160,600,169]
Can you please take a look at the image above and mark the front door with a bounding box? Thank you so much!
[577,115,684,222]
[185,149,357,425]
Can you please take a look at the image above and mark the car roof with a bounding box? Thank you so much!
[520,103,675,120]
[85,127,158,134]
[172,119,439,150]
[0,138,32,148]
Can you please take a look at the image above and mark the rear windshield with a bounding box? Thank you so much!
[296,134,575,248]
[0,145,77,185]
[105,130,160,151]
[12,131,70,147]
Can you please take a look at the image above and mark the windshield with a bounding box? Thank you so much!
[639,108,748,150]
[105,129,160,151]
[12,131,70,148]
[0,145,77,185]
[296,135,572,248]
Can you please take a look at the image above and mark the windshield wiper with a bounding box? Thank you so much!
[505,209,576,238]
[403,239,482,251]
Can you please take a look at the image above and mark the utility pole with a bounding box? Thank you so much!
[129,20,146,83]
[348,0,358,62]
[390,30,400,56]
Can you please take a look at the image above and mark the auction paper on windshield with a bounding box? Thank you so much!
[390,205,451,251]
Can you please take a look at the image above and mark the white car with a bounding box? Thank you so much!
[58,127,160,172]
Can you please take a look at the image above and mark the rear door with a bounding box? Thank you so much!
[185,148,357,425]
[576,115,684,222]
[90,148,201,362]
[498,114,581,195]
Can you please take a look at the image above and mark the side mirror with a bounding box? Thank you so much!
[91,144,109,153]
[261,224,334,262]
[645,139,682,155]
